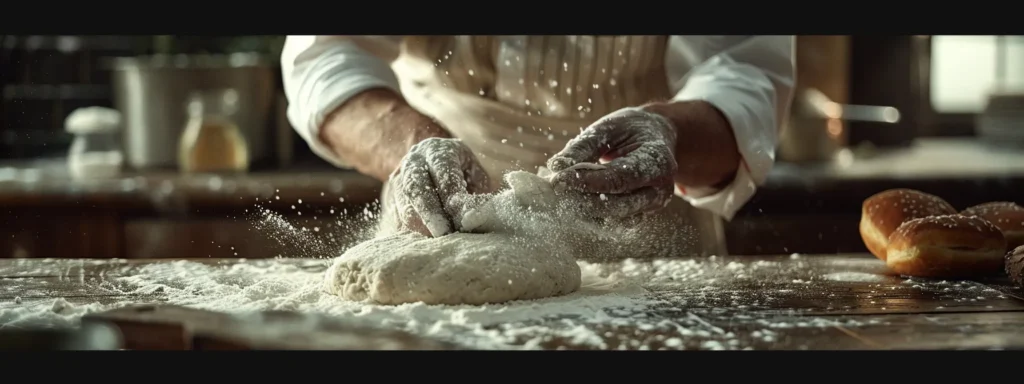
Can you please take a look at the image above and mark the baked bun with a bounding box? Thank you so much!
[961,202,1024,252]
[860,189,957,261]
[886,214,1007,278]
[1008,245,1024,288]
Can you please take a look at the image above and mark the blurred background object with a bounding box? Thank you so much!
[778,88,900,164]
[111,54,271,170]
[64,106,124,180]
[0,35,298,166]
[970,36,1024,147]
[177,88,251,174]
[916,35,1024,140]
[0,322,122,350]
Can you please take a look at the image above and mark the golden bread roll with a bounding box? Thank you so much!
[886,214,1007,278]
[860,189,957,261]
[961,202,1024,252]
[1008,245,1023,288]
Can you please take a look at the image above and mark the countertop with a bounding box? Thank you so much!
[771,138,1024,182]
[0,162,381,215]
[2,254,1023,350]
[752,138,1024,214]
[3,138,1024,257]
[2,138,1021,215]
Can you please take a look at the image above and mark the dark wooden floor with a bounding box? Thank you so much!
[1,254,1022,350]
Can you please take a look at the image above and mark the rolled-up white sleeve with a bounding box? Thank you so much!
[281,35,402,168]
[664,35,796,220]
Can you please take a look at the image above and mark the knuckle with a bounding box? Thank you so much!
[547,156,573,171]
[400,153,425,171]
[420,137,446,146]
[588,122,620,137]
[656,147,678,172]
[413,137,457,153]
[409,140,429,153]
[608,176,629,193]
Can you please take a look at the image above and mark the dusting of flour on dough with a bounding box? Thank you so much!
[325,171,609,305]
[323,230,583,305]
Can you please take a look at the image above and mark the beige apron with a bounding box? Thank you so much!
[381,36,726,257]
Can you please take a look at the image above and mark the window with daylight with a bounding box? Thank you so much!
[930,35,1024,113]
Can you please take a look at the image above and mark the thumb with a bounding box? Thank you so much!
[547,124,615,172]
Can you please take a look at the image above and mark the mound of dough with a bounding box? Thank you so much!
[324,231,581,305]
[324,170,588,305]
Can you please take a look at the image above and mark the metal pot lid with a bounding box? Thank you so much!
[102,52,270,70]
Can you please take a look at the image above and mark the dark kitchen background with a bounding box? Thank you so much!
[2,35,1023,259]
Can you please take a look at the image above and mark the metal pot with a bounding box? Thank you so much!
[779,88,901,163]
[108,54,275,169]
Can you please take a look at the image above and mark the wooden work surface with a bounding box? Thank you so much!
[2,254,1023,350]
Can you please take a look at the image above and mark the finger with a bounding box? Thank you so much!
[551,142,676,194]
[546,124,618,172]
[399,153,452,237]
[464,160,493,194]
[392,183,431,236]
[559,185,674,219]
[388,174,430,236]
[423,141,472,205]
[603,142,643,160]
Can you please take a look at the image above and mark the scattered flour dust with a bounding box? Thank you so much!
[248,205,376,259]
[0,259,654,350]
[0,255,922,350]
[821,272,887,283]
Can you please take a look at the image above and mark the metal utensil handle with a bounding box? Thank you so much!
[835,104,901,123]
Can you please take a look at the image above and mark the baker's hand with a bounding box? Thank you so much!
[387,138,492,237]
[547,107,677,218]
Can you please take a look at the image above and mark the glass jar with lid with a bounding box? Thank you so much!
[178,88,250,174]
[65,107,124,180]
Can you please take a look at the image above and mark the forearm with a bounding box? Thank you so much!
[282,35,426,176]
[320,88,451,181]
[665,35,795,190]
[642,100,740,188]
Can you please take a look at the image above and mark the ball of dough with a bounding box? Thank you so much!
[323,231,581,305]
[961,201,1024,252]
[886,214,1007,278]
[324,171,588,306]
[859,189,957,261]
[1007,245,1024,288]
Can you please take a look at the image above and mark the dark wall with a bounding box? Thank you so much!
[848,36,921,148]
[1,36,150,158]
[0,35,293,161]
[848,35,978,145]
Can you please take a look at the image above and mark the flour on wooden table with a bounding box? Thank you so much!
[7,256,994,350]
[0,259,652,350]
[821,272,888,283]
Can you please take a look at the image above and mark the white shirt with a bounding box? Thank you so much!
[281,35,796,220]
